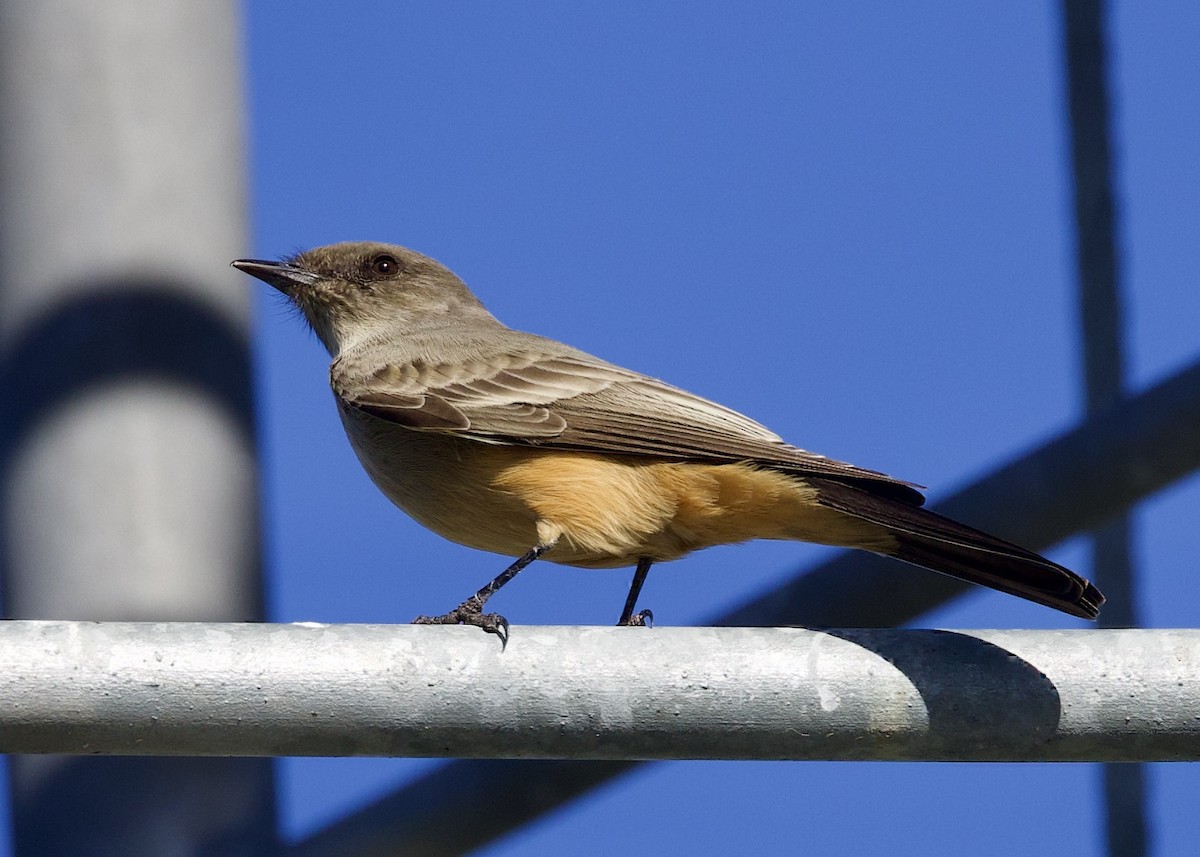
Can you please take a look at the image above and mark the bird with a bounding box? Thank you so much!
[233,241,1104,635]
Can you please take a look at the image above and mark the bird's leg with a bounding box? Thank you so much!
[617,557,654,627]
[412,544,550,639]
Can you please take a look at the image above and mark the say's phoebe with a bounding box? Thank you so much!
[233,242,1104,634]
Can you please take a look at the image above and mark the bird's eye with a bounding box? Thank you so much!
[370,254,399,276]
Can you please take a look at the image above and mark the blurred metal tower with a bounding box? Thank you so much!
[0,2,275,854]
[1061,1,1147,855]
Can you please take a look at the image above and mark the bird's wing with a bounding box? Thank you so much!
[335,347,924,504]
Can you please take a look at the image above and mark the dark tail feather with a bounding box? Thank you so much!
[888,530,1104,619]
[811,478,1105,620]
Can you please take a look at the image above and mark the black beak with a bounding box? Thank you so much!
[230,259,320,293]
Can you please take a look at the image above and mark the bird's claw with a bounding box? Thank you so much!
[413,603,510,643]
[618,609,654,628]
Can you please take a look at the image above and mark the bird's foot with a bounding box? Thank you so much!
[617,609,653,628]
[413,598,509,641]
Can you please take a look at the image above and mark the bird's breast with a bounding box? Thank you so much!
[336,402,892,568]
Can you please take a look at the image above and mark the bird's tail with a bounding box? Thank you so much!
[811,478,1104,619]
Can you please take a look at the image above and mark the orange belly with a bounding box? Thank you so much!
[340,404,896,568]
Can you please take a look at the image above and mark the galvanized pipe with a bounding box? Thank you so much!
[0,621,1195,762]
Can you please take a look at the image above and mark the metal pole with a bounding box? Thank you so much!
[0,621,1195,763]
[292,356,1200,856]
[0,1,274,854]
[1060,2,1146,854]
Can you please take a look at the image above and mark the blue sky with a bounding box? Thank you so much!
[240,3,1198,854]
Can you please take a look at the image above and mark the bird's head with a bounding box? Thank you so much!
[232,241,495,355]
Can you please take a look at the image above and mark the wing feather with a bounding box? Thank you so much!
[336,348,924,504]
